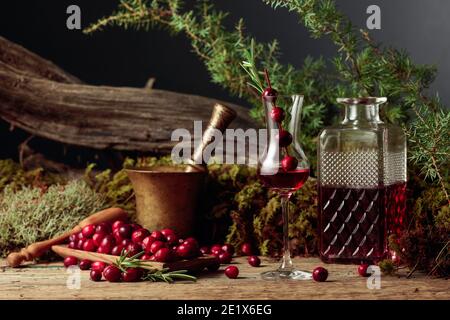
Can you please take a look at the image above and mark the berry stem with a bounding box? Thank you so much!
[264,68,272,89]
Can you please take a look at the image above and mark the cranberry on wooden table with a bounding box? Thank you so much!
[79,259,91,270]
[358,264,371,277]
[103,265,122,282]
[63,256,78,268]
[312,267,328,282]
[207,258,221,272]
[91,261,106,272]
[210,244,222,256]
[122,268,143,282]
[224,266,239,279]
[90,270,103,282]
[248,256,261,267]
[218,251,232,264]
[221,244,235,255]
[241,243,253,256]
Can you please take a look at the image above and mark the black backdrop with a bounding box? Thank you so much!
[1,0,449,165]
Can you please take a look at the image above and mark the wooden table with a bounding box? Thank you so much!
[0,257,448,300]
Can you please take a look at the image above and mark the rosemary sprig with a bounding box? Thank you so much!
[240,39,265,95]
[113,249,197,283]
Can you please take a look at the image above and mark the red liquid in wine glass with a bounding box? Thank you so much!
[259,169,310,192]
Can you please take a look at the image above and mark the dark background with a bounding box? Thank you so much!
[1,0,449,164]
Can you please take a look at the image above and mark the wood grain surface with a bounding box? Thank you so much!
[0,257,448,300]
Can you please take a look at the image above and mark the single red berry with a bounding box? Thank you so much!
[270,107,285,123]
[241,243,253,256]
[90,269,103,282]
[165,234,178,245]
[77,232,85,240]
[358,264,371,277]
[140,253,153,260]
[176,243,195,259]
[121,239,132,247]
[111,245,125,256]
[129,223,142,232]
[131,229,150,245]
[103,265,122,282]
[150,241,165,254]
[68,241,77,249]
[118,225,132,239]
[281,156,298,172]
[112,229,124,242]
[248,256,261,267]
[69,234,77,242]
[63,256,78,268]
[221,244,235,256]
[224,266,239,279]
[262,87,278,101]
[81,224,96,238]
[97,245,111,255]
[126,243,142,257]
[82,239,97,252]
[91,261,106,272]
[218,251,232,264]
[278,130,293,147]
[92,232,106,247]
[150,230,164,241]
[100,235,116,251]
[112,220,126,231]
[161,228,176,238]
[154,247,173,262]
[312,267,329,282]
[207,258,221,272]
[210,244,223,256]
[122,268,143,282]
[95,222,111,234]
[142,236,155,253]
[76,239,85,250]
[79,259,91,270]
[200,246,210,255]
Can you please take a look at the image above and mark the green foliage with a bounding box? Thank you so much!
[0,180,107,257]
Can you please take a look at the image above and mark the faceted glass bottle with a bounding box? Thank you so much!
[318,97,407,264]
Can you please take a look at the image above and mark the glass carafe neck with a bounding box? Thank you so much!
[338,97,386,125]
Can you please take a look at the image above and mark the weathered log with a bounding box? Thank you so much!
[0,36,259,154]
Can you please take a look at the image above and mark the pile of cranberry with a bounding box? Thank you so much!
[64,219,263,281]
[262,69,298,172]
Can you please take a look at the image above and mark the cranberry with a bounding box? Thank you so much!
[97,245,111,255]
[79,259,91,270]
[358,264,370,277]
[207,258,221,272]
[278,130,293,147]
[129,223,142,232]
[142,236,155,253]
[95,222,111,234]
[131,229,150,245]
[77,232,85,240]
[126,243,142,257]
[281,155,298,172]
[221,244,235,255]
[118,225,132,239]
[241,243,253,256]
[218,251,232,264]
[176,244,195,259]
[184,237,199,248]
[178,238,185,244]
[270,107,285,123]
[100,235,116,250]
[76,239,85,250]
[248,256,261,267]
[122,268,143,282]
[161,228,176,238]
[154,248,173,262]
[68,241,77,249]
[90,269,103,282]
[112,220,126,231]
[150,241,165,254]
[103,265,122,282]
[200,246,210,255]
[91,261,106,272]
[210,244,223,256]
[112,229,124,242]
[69,234,77,242]
[150,230,164,241]
[63,256,78,268]
[262,87,278,101]
[224,266,239,279]
[141,253,153,260]
[111,245,125,256]
[165,234,178,245]
[121,239,132,247]
[81,224,96,238]
[92,232,106,247]
[312,267,328,282]
[82,239,97,252]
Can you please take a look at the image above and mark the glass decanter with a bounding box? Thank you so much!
[258,94,312,280]
[318,97,407,264]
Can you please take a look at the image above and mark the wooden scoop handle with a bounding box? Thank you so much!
[6,207,128,267]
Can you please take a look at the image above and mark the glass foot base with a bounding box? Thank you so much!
[261,269,312,280]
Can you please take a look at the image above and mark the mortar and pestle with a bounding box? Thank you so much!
[126,103,237,236]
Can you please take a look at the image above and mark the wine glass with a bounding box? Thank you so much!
[258,94,312,280]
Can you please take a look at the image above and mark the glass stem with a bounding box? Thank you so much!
[279,193,293,271]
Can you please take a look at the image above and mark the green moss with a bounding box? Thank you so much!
[0,180,107,257]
